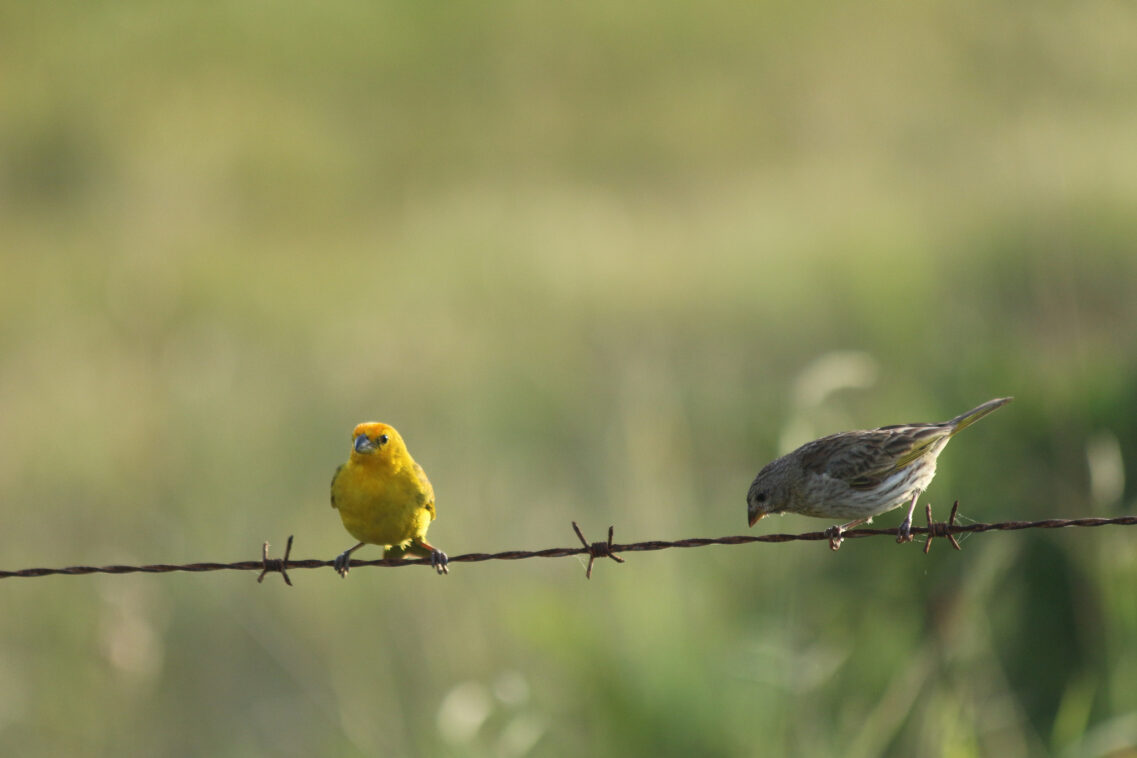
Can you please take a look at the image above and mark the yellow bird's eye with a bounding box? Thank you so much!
[378,434,389,445]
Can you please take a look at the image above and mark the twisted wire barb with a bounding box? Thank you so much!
[2,511,1135,583]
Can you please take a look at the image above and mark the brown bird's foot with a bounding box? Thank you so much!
[430,549,450,575]
[334,542,363,577]
[896,517,914,543]
[826,517,870,550]
[896,491,921,543]
[824,525,846,551]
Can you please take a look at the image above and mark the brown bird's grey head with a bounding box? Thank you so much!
[747,454,798,526]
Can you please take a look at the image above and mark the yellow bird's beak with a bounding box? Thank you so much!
[353,435,376,454]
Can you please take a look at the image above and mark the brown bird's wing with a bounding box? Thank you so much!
[801,425,950,490]
[330,464,344,508]
[413,461,437,518]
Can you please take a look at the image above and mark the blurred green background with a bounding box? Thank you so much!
[2,1,1136,756]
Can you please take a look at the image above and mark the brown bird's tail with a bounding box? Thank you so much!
[946,396,1013,434]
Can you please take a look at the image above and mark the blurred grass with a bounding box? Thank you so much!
[3,1,1137,756]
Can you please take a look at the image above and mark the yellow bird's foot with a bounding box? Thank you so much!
[334,543,363,577]
[430,549,449,575]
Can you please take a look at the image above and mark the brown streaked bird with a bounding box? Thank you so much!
[746,397,1012,547]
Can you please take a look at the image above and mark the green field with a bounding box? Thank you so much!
[2,2,1136,756]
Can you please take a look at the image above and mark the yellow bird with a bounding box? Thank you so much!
[330,422,448,576]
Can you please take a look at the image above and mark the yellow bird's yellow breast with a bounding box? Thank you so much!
[331,460,435,547]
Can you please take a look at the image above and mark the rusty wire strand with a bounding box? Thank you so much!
[2,510,1136,583]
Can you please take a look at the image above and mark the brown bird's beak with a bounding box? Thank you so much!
[748,509,764,528]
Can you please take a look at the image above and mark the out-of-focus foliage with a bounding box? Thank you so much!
[2,2,1136,756]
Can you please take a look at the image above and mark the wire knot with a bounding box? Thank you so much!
[258,535,294,585]
[923,501,962,555]
[572,522,625,579]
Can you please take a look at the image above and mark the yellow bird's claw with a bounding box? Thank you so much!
[430,550,449,575]
[334,542,364,578]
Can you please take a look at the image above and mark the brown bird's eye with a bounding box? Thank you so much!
[378,434,389,445]
[755,492,767,503]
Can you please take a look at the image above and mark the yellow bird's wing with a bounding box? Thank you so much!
[330,464,344,509]
[413,461,436,519]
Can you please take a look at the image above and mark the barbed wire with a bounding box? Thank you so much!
[2,503,1135,584]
